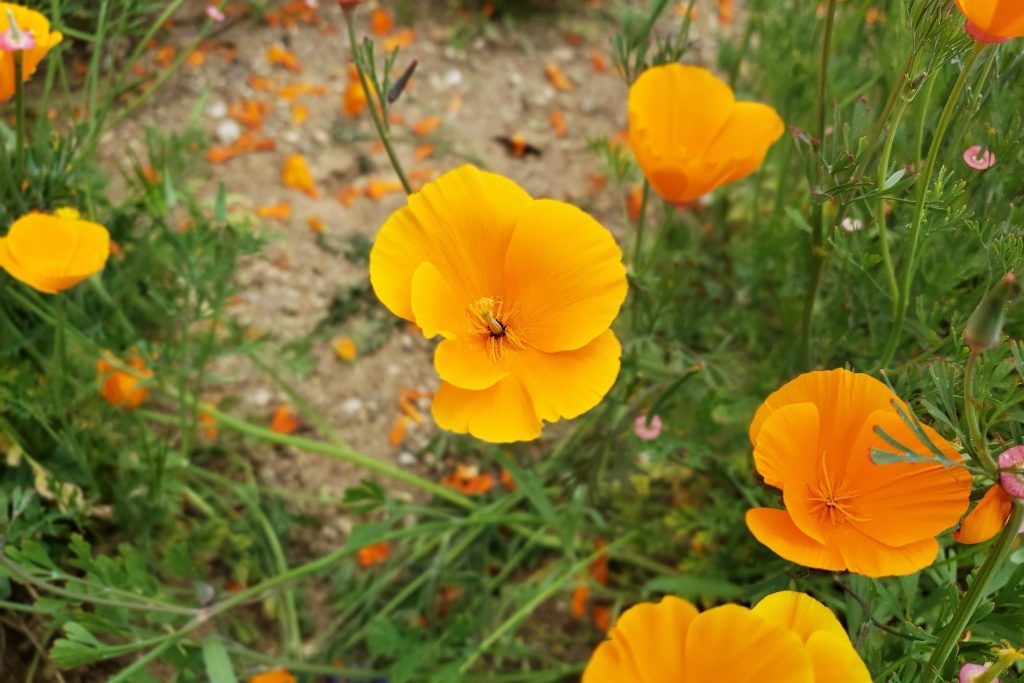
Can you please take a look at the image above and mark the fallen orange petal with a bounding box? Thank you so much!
[570,584,589,619]
[382,28,415,51]
[357,541,390,568]
[270,404,300,434]
[249,74,274,91]
[155,44,176,68]
[591,49,608,73]
[249,669,297,683]
[592,604,612,632]
[370,7,394,36]
[291,103,309,124]
[544,63,573,91]
[333,335,357,360]
[257,202,293,220]
[267,45,301,73]
[411,116,441,136]
[308,216,326,233]
[627,185,643,221]
[335,186,361,208]
[500,468,516,491]
[414,144,435,162]
[388,415,408,446]
[282,154,319,198]
[550,109,567,138]
[365,179,404,200]
[186,51,205,67]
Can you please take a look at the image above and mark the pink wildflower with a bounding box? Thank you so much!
[204,4,226,22]
[998,445,1024,499]
[960,662,999,683]
[963,145,996,171]
[633,414,662,441]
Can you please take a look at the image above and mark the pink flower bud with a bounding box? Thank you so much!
[634,414,662,441]
[204,5,226,22]
[963,145,996,170]
[998,446,1024,500]
[960,662,999,683]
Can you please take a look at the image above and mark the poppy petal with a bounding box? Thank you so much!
[431,377,541,443]
[706,101,784,176]
[953,485,1014,544]
[806,631,873,683]
[410,261,471,339]
[745,508,846,572]
[751,591,848,643]
[369,165,532,324]
[682,605,814,683]
[752,401,820,492]
[844,411,971,547]
[830,524,939,577]
[582,596,696,683]
[433,336,509,391]
[511,329,621,422]
[503,199,626,353]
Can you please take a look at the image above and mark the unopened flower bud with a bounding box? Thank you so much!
[337,0,360,12]
[387,59,417,103]
[998,446,1024,500]
[965,272,1016,353]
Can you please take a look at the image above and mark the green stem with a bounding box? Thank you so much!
[51,295,68,401]
[875,97,909,310]
[879,42,987,369]
[343,8,413,195]
[963,352,997,476]
[632,180,650,272]
[799,0,838,370]
[923,502,1024,682]
[14,51,26,179]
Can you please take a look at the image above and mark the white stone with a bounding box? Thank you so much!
[215,118,241,145]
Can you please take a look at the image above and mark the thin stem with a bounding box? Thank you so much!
[343,8,413,195]
[875,97,909,310]
[963,352,997,476]
[879,42,987,369]
[799,0,838,369]
[14,51,26,179]
[923,502,1024,682]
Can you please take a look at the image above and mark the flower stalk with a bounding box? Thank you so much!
[924,501,1024,681]
[879,42,987,369]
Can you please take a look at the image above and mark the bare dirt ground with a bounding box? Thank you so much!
[109,0,725,540]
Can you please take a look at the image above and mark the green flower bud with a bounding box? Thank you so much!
[965,272,1017,353]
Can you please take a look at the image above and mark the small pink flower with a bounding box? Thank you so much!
[840,217,863,233]
[964,145,996,171]
[0,11,35,52]
[304,0,319,7]
[204,4,226,22]
[634,414,662,441]
[960,662,999,683]
[998,445,1024,499]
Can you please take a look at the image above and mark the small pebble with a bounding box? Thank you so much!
[341,397,363,415]
[207,100,227,118]
[397,452,418,467]
[215,118,242,145]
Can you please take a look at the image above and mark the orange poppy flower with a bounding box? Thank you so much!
[0,210,110,294]
[333,335,357,360]
[270,404,300,434]
[628,65,784,204]
[96,352,152,410]
[583,591,870,682]
[369,165,627,442]
[0,4,63,102]
[357,541,390,567]
[745,369,972,577]
[953,485,1015,544]
[248,669,296,683]
[954,0,1024,42]
[370,7,393,36]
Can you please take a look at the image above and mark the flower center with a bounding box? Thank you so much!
[807,455,869,525]
[468,297,523,363]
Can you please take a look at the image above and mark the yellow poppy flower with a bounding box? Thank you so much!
[628,64,784,204]
[745,369,972,577]
[954,0,1024,42]
[0,211,110,294]
[369,165,628,442]
[583,591,870,682]
[0,3,63,103]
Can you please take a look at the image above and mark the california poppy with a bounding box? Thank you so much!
[0,3,63,103]
[369,165,627,442]
[96,352,152,410]
[628,64,783,204]
[0,210,110,294]
[954,485,1014,544]
[746,369,972,577]
[583,591,870,682]
[954,0,1024,42]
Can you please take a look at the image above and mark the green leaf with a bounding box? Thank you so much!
[202,635,238,683]
[346,522,391,552]
[493,454,560,539]
[366,615,404,658]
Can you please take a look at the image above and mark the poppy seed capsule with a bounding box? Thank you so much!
[965,272,1017,353]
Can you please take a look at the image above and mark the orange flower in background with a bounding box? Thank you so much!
[441,464,494,496]
[628,64,783,204]
[357,541,390,568]
[333,335,357,360]
[0,210,110,294]
[954,0,1024,42]
[282,154,319,197]
[745,369,972,577]
[544,63,573,91]
[270,404,300,434]
[97,352,152,410]
[342,63,368,117]
[954,485,1014,544]
[257,202,292,220]
[583,591,870,682]
[248,669,296,683]
[0,4,63,102]
[369,165,627,442]
[370,7,393,36]
[267,45,300,73]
